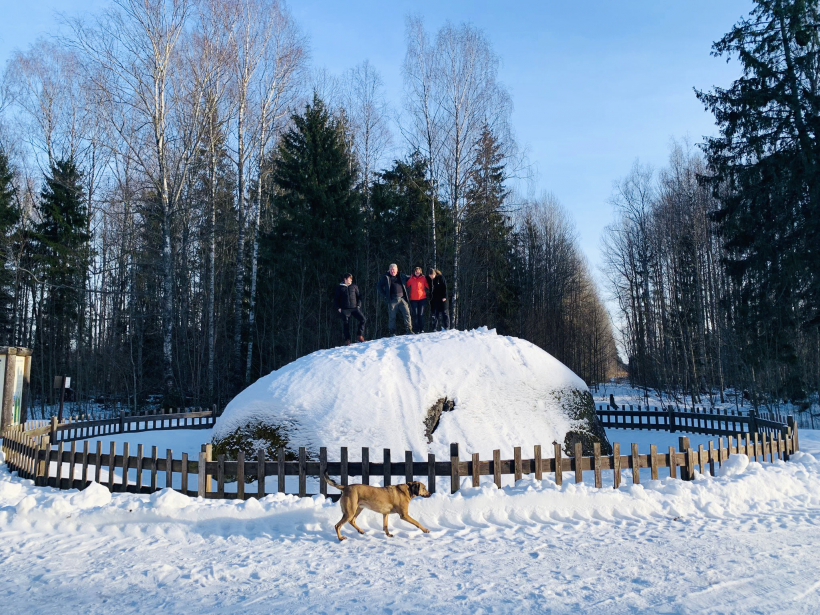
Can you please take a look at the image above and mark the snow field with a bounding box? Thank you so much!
[3,435,820,612]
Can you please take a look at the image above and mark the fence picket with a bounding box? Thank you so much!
[278,447,286,493]
[181,452,189,495]
[236,452,245,499]
[341,447,348,487]
[450,443,460,493]
[405,451,413,484]
[593,443,602,488]
[613,442,621,488]
[631,443,640,485]
[383,448,391,487]
[472,453,480,487]
[554,442,563,486]
[298,447,306,497]
[257,450,266,497]
[319,448,327,497]
[514,446,522,482]
[428,452,436,493]
[668,446,677,479]
[493,449,501,488]
[649,444,658,481]
[574,442,583,484]
[534,445,543,481]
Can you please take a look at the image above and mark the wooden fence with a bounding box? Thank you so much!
[19,407,216,445]
[596,404,793,439]
[1,411,800,501]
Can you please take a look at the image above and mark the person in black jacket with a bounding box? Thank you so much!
[427,268,449,331]
[334,273,366,345]
[376,263,413,335]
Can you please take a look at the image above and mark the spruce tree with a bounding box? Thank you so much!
[259,95,361,362]
[697,0,820,399]
[0,149,18,344]
[35,159,90,383]
[462,125,514,330]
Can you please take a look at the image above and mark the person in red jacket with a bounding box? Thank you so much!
[406,266,430,333]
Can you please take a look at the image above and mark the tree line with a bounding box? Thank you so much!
[0,0,617,415]
[604,0,820,411]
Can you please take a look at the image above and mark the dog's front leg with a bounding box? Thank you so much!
[399,513,430,534]
[383,514,393,537]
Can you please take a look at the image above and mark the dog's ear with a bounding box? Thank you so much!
[409,482,420,496]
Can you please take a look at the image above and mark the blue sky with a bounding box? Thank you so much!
[1,0,753,282]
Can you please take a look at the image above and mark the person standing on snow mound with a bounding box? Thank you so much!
[427,268,449,331]
[334,273,366,345]
[377,263,413,335]
[406,265,430,333]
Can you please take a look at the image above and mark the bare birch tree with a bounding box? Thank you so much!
[70,0,204,397]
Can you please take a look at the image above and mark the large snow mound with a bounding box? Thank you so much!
[214,328,593,458]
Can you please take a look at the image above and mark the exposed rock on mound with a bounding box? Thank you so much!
[213,328,610,460]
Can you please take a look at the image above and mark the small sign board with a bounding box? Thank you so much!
[53,376,71,389]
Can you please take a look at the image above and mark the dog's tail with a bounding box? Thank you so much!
[323,473,345,491]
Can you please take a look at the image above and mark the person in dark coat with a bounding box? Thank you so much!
[334,273,366,345]
[376,263,413,335]
[427,268,450,331]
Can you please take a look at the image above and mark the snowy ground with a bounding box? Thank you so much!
[3,428,820,612]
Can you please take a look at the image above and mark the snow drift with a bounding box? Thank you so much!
[213,328,609,459]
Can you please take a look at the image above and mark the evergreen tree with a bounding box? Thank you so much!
[461,125,515,330]
[34,159,89,391]
[0,149,18,344]
[257,95,361,365]
[697,0,820,399]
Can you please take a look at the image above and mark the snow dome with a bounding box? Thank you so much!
[212,328,610,459]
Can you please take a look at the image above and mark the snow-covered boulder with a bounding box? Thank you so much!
[212,328,610,460]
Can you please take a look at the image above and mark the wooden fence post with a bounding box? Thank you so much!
[574,442,583,484]
[450,443,460,493]
[405,451,413,484]
[593,443,602,488]
[383,448,391,487]
[108,442,116,492]
[554,442,563,486]
[631,443,640,485]
[612,442,621,488]
[298,447,306,497]
[205,443,213,492]
[788,416,798,452]
[236,451,245,499]
[257,449,266,497]
[319,447,327,496]
[472,452,480,487]
[514,446,522,482]
[428,452,436,493]
[534,445,543,481]
[362,447,370,485]
[341,447,349,487]
[277,447,286,493]
[649,444,658,481]
[679,437,691,481]
[198,451,206,498]
[181,452,189,495]
[493,449,501,488]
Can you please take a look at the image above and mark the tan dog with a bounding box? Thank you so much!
[323,474,431,541]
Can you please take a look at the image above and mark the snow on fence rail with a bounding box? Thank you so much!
[1,407,800,501]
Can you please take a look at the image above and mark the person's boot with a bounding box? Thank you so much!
[357,335,365,343]
[345,340,351,346]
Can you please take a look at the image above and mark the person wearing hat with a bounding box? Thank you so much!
[406,265,430,333]
[334,273,366,345]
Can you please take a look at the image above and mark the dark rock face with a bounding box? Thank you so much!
[558,389,612,456]
[424,397,455,443]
